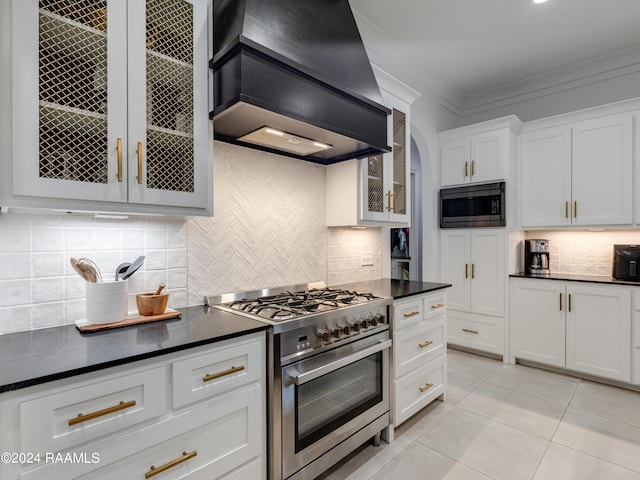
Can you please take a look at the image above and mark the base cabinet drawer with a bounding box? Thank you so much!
[22,384,263,480]
[447,316,502,354]
[393,356,446,426]
[394,299,425,329]
[20,366,166,454]
[172,335,264,409]
[394,320,445,378]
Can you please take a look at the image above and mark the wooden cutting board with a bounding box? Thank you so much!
[75,308,181,332]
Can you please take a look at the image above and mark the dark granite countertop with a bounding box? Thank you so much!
[334,278,451,300]
[510,272,640,286]
[0,306,268,394]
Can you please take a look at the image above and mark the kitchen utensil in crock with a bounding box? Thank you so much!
[70,257,100,283]
[114,262,131,281]
[154,283,165,295]
[121,255,145,280]
[78,257,103,282]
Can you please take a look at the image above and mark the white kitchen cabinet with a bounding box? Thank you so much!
[519,113,633,227]
[441,229,505,317]
[0,332,266,480]
[439,116,521,187]
[326,69,419,227]
[9,0,212,215]
[440,229,506,355]
[511,278,631,382]
[510,279,565,367]
[391,290,448,430]
[633,289,640,385]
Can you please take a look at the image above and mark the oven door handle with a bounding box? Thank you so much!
[293,339,392,386]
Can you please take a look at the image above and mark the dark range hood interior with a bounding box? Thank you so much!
[210,0,391,165]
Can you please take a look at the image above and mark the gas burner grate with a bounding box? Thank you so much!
[219,287,380,321]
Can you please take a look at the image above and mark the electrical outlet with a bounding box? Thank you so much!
[361,252,374,266]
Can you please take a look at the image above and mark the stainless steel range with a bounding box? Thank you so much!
[205,283,392,480]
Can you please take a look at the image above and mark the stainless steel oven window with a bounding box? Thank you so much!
[295,352,383,452]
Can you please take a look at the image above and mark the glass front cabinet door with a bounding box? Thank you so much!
[11,0,211,213]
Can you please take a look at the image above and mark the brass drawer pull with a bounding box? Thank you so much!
[418,383,434,393]
[418,340,433,348]
[465,161,469,177]
[574,200,577,218]
[465,263,469,279]
[386,190,392,212]
[462,328,479,334]
[116,137,123,182]
[403,311,421,318]
[471,160,475,176]
[145,451,197,478]
[568,293,572,312]
[472,264,475,279]
[565,201,569,219]
[559,293,563,311]
[202,365,245,383]
[68,400,136,426]
[137,141,143,184]
[431,303,445,309]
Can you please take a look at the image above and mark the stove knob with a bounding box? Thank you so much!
[361,316,371,329]
[317,328,331,342]
[348,319,360,332]
[372,313,384,325]
[342,323,351,335]
[370,315,379,326]
[332,326,342,338]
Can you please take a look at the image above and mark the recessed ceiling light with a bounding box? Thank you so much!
[532,0,548,3]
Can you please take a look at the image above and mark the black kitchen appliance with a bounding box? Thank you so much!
[613,245,640,281]
[524,239,550,276]
[439,181,505,228]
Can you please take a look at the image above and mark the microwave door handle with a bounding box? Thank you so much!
[293,339,392,386]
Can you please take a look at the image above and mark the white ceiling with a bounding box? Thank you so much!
[350,0,640,107]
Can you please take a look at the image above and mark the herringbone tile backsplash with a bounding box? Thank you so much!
[187,142,328,304]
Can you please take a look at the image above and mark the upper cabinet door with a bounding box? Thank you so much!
[519,125,572,227]
[12,0,128,203]
[126,0,210,209]
[440,137,470,187]
[571,113,633,226]
[470,129,506,184]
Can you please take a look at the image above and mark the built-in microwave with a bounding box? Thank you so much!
[440,181,505,228]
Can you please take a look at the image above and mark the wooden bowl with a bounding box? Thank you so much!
[136,292,169,316]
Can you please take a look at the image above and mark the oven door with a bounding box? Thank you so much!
[281,331,390,479]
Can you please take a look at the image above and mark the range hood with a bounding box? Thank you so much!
[210,0,391,165]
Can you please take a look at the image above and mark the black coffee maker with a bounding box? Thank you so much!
[524,239,550,276]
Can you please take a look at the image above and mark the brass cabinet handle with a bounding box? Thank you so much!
[472,264,475,279]
[391,192,396,213]
[565,201,569,219]
[68,400,136,426]
[403,311,421,318]
[574,201,577,218]
[145,451,197,479]
[431,303,445,309]
[471,160,475,176]
[418,383,434,393]
[202,365,245,383]
[418,340,433,348]
[568,293,572,312]
[462,328,479,334]
[137,141,143,185]
[386,190,392,212]
[559,293,563,311]
[117,137,123,182]
[465,161,469,177]
[465,264,469,279]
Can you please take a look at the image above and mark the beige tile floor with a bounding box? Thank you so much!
[318,349,640,480]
